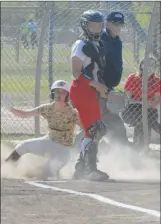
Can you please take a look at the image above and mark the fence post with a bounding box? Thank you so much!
[34,2,52,137]
[48,3,54,90]
[15,28,20,63]
[142,3,158,150]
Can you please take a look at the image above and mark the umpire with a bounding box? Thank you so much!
[100,12,131,147]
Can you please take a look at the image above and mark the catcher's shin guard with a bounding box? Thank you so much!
[74,120,109,181]
[73,152,85,180]
[74,139,109,181]
[83,141,109,181]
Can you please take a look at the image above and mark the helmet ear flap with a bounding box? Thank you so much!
[65,92,69,102]
[80,19,88,32]
[50,89,69,102]
[50,89,55,100]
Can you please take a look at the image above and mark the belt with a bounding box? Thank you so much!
[51,128,70,132]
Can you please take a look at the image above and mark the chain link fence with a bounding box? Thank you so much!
[1,2,160,150]
[1,2,50,141]
[142,2,161,150]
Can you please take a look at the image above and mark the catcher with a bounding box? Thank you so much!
[70,10,109,181]
[4,80,81,178]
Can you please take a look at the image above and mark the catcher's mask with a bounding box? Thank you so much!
[80,10,104,41]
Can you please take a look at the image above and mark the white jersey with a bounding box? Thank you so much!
[71,40,99,81]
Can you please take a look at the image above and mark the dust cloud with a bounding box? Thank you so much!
[1,141,160,182]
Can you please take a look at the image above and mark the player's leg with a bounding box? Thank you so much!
[100,98,129,146]
[73,128,84,150]
[5,136,54,162]
[27,138,71,179]
[148,108,161,134]
[5,136,71,179]
[43,141,71,179]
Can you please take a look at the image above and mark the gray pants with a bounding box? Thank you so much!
[74,98,128,148]
[100,99,128,144]
[15,135,71,173]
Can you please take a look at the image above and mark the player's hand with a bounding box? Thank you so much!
[1,94,13,110]
[96,83,108,99]
[89,81,108,98]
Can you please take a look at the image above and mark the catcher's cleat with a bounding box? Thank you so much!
[84,169,109,182]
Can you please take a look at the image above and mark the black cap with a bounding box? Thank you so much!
[106,12,124,23]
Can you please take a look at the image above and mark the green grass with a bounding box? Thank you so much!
[1,45,145,97]
[1,134,36,141]
[1,45,72,100]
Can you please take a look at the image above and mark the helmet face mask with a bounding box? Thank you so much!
[80,10,104,41]
[87,21,104,41]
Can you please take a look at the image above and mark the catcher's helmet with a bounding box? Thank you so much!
[80,10,104,41]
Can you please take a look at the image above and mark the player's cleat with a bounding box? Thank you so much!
[5,151,21,162]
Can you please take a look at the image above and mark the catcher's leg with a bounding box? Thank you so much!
[70,76,109,181]
[74,120,109,181]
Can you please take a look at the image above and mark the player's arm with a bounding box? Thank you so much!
[153,79,161,107]
[124,75,133,101]
[151,92,161,108]
[71,40,85,79]
[124,74,142,104]
[71,55,107,96]
[2,94,49,118]
[72,56,83,79]
[73,109,83,128]
[9,107,40,118]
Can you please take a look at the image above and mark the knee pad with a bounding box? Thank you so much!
[86,120,107,141]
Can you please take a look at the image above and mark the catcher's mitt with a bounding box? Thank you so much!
[106,91,129,114]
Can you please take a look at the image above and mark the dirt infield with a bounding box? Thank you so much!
[1,178,160,224]
[1,141,160,224]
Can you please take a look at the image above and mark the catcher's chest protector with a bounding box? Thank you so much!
[81,40,106,82]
